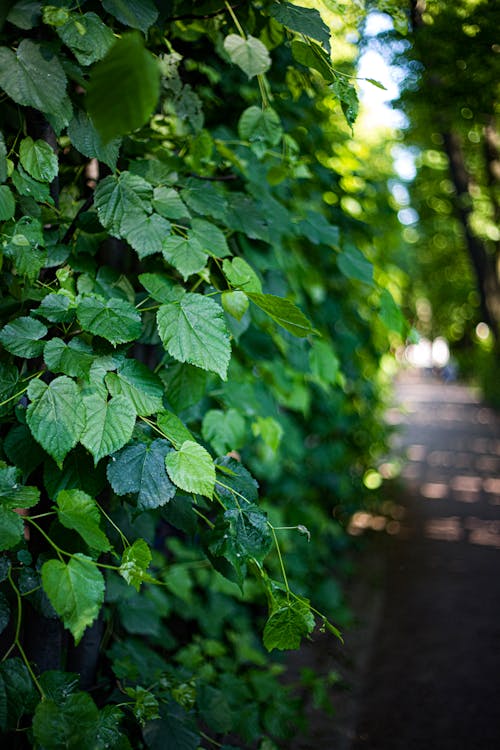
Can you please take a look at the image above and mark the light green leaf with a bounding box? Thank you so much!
[157,294,231,380]
[379,288,407,336]
[107,439,176,510]
[263,598,315,651]
[119,538,153,591]
[81,391,136,465]
[191,218,230,258]
[57,12,114,66]
[94,171,153,236]
[105,359,164,416]
[331,76,359,128]
[27,376,85,467]
[365,77,387,90]
[121,212,171,259]
[162,234,208,280]
[55,489,111,553]
[41,554,105,643]
[77,295,142,345]
[247,293,315,337]
[165,441,215,499]
[44,338,94,379]
[238,106,282,147]
[153,186,190,220]
[270,2,331,52]
[0,316,47,358]
[0,40,67,115]
[33,692,99,749]
[68,109,121,170]
[101,0,158,33]
[309,339,339,387]
[202,409,246,456]
[86,32,160,142]
[337,245,373,285]
[157,410,194,449]
[222,257,262,293]
[251,415,283,452]
[223,34,271,79]
[0,186,15,220]
[0,508,24,551]
[19,136,57,182]
[221,291,249,321]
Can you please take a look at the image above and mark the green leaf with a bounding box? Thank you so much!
[0,185,15,220]
[365,77,387,90]
[0,592,10,636]
[32,691,99,748]
[0,658,38,732]
[0,316,47,358]
[221,291,249,321]
[270,2,331,52]
[222,257,262,293]
[119,538,153,591]
[3,424,44,476]
[125,686,160,724]
[138,273,181,304]
[86,32,160,142]
[105,360,164,416]
[81,391,136,465]
[68,109,121,170]
[248,293,315,337]
[162,234,208,280]
[223,34,271,79]
[331,76,359,128]
[77,295,142,345]
[157,294,231,380]
[309,339,339,387]
[36,293,75,324]
[11,163,51,202]
[44,337,94,379]
[180,179,227,220]
[165,440,215,499]
[161,362,208,412]
[41,554,105,644]
[157,411,193,449]
[263,598,315,651]
[291,40,334,82]
[55,489,111,553]
[209,505,272,585]
[0,507,24,551]
[153,187,190,220]
[19,136,57,182]
[379,289,407,336]
[251,415,283,452]
[238,106,283,147]
[27,377,85,467]
[202,409,246,456]
[0,132,6,183]
[214,457,259,506]
[107,439,176,510]
[7,2,42,30]
[297,211,339,246]
[143,703,200,750]
[0,464,39,509]
[0,39,67,115]
[56,12,114,66]
[121,212,171,259]
[337,245,373,285]
[101,0,158,33]
[191,218,230,258]
[94,172,153,235]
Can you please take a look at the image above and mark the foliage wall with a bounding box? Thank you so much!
[0,1,405,746]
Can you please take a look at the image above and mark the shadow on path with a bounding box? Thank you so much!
[352,371,500,750]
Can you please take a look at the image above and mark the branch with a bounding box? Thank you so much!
[62,193,94,245]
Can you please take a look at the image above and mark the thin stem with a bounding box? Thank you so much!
[269,523,290,595]
[96,501,129,549]
[214,478,251,505]
[5,570,45,697]
[24,518,66,561]
[200,730,224,748]
[193,507,215,529]
[225,0,246,37]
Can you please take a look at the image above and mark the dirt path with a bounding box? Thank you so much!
[352,371,500,749]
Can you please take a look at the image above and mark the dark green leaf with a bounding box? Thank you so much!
[0,658,37,732]
[105,359,164,416]
[180,178,227,219]
[44,337,94,379]
[263,598,315,651]
[209,505,272,585]
[291,40,334,81]
[238,106,283,147]
[68,109,121,170]
[101,0,158,33]
[191,218,230,258]
[81,391,136,464]
[152,187,190,220]
[4,423,44,476]
[107,439,176,510]
[202,409,246,455]
[27,377,84,467]
[337,244,373,285]
[0,592,10,636]
[32,691,99,749]
[331,76,359,128]
[94,171,152,235]
[0,507,24,550]
[161,362,208,412]
[214,457,259,506]
[270,2,331,52]
[0,464,39,508]
[0,40,67,115]
[121,212,171,259]
[143,703,200,750]
[77,295,142,345]
[0,316,47,358]
[0,185,15,220]
[57,12,114,66]
[36,294,75,324]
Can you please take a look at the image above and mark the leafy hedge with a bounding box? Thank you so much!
[0,1,405,747]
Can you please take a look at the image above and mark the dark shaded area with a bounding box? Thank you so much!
[353,371,500,749]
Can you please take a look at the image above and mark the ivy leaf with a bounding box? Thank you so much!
[68,109,121,170]
[165,441,215,499]
[263,598,315,651]
[222,258,262,293]
[157,293,231,380]
[44,337,94,379]
[0,185,15,220]
[87,32,160,142]
[81,391,136,465]
[0,508,24,551]
[101,0,158,33]
[247,293,315,337]
[0,40,67,116]
[0,316,47,358]
[223,34,271,79]
[221,291,249,321]
[41,554,105,644]
[0,465,39,509]
[32,692,99,747]
[105,359,164,416]
[119,538,153,591]
[190,219,230,258]
[270,2,331,53]
[55,489,111,553]
[56,12,115,66]
[27,377,85,468]
[202,409,246,456]
[337,245,373,285]
[19,136,58,182]
[162,234,208,280]
[238,106,283,147]
[107,439,176,510]
[157,411,194,449]
[77,295,142,345]
[94,172,153,236]
[121,212,171,259]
